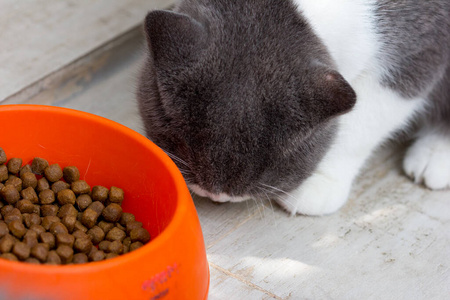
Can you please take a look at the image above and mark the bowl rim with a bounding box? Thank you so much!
[0,104,192,272]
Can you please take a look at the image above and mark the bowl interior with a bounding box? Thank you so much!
[0,105,178,239]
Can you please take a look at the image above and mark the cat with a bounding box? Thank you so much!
[137,0,450,215]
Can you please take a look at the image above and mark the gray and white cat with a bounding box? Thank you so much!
[137,0,450,215]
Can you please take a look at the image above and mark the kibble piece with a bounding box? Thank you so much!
[31,157,49,175]
[88,201,105,217]
[23,213,41,228]
[71,180,90,195]
[57,189,76,205]
[72,230,89,240]
[105,227,126,242]
[119,213,135,226]
[5,176,23,192]
[0,164,8,182]
[129,241,144,252]
[91,186,109,203]
[56,233,75,248]
[63,166,80,183]
[44,164,63,182]
[73,221,88,233]
[98,221,114,234]
[4,208,22,224]
[8,220,27,239]
[98,240,111,252]
[1,205,14,217]
[1,185,20,204]
[108,186,124,204]
[29,224,46,236]
[20,187,39,204]
[1,253,18,261]
[61,215,77,233]
[115,223,126,231]
[0,148,6,164]
[7,158,22,174]
[89,249,105,262]
[41,205,59,217]
[81,208,98,229]
[58,204,78,219]
[0,221,9,238]
[130,227,151,244]
[46,250,61,264]
[108,240,123,254]
[36,178,50,193]
[39,232,55,249]
[16,199,35,214]
[20,172,37,189]
[25,257,40,264]
[32,205,40,215]
[73,236,92,254]
[12,242,30,260]
[126,221,143,235]
[51,181,70,194]
[19,164,32,177]
[87,226,105,245]
[75,194,92,211]
[72,253,88,264]
[49,222,68,235]
[105,253,119,260]
[41,216,60,230]
[39,189,55,205]
[23,230,38,248]
[0,234,15,253]
[102,203,122,223]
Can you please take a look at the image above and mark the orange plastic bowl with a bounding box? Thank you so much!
[0,105,209,300]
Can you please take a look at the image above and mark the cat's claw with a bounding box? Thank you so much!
[403,133,450,190]
[276,172,352,216]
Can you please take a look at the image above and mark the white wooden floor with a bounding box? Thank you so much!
[2,1,450,299]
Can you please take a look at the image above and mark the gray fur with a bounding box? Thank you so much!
[137,0,450,199]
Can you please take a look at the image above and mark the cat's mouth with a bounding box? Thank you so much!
[189,184,251,203]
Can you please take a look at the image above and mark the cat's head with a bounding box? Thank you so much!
[137,1,356,203]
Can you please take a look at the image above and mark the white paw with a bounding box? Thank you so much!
[276,172,353,216]
[403,133,450,190]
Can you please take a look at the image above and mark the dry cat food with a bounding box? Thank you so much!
[0,147,150,265]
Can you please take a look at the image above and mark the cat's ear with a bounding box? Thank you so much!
[144,10,207,67]
[310,70,356,122]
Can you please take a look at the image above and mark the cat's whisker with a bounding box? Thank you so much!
[257,183,298,214]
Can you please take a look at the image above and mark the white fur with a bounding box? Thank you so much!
[190,184,251,202]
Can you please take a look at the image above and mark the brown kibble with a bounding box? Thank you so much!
[19,164,32,177]
[39,189,55,205]
[16,199,35,214]
[41,216,60,230]
[1,185,20,204]
[73,236,92,254]
[7,158,22,174]
[0,221,9,238]
[87,226,105,245]
[31,158,49,175]
[98,221,114,234]
[0,148,6,164]
[8,220,27,239]
[5,176,22,192]
[91,186,108,203]
[108,186,124,204]
[29,224,45,236]
[119,213,135,226]
[88,201,105,217]
[4,208,22,224]
[21,187,39,204]
[39,232,55,249]
[44,164,63,182]
[72,230,89,240]
[23,230,38,248]
[25,257,40,264]
[71,180,90,195]
[89,249,105,262]
[61,215,77,233]
[129,241,144,252]
[0,164,8,182]
[51,181,70,194]
[75,194,92,211]
[23,213,41,228]
[102,203,122,223]
[108,240,123,254]
[126,221,143,234]
[36,178,50,193]
[12,242,30,260]
[46,250,61,264]
[41,205,59,217]
[98,240,111,252]
[73,221,88,233]
[115,223,125,231]
[105,253,119,260]
[32,204,40,215]
[63,166,80,183]
[1,253,18,261]
[21,172,37,189]
[49,222,68,235]
[57,189,76,205]
[58,204,78,219]
[73,253,88,264]
[0,234,15,253]
[105,227,126,242]
[56,233,75,248]
[130,227,151,244]
[81,208,98,228]
[1,205,14,217]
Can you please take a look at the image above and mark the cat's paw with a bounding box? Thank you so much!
[276,172,352,216]
[403,133,450,190]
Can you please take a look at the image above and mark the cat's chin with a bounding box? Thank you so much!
[189,184,251,203]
